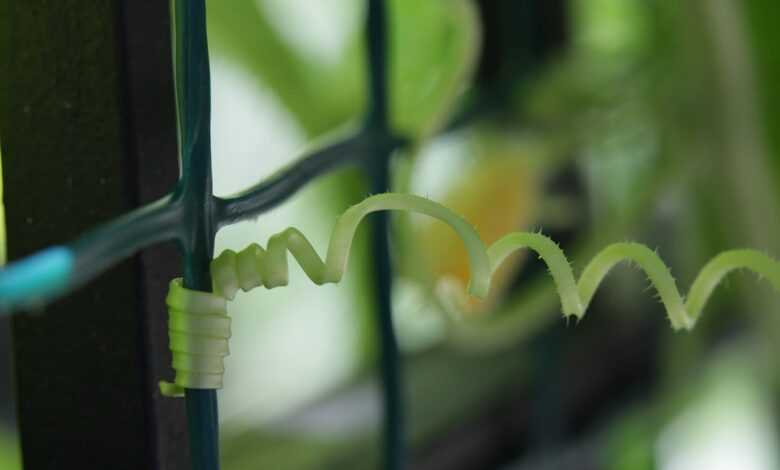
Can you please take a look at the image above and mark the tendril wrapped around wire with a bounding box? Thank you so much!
[161,193,780,397]
[160,193,490,396]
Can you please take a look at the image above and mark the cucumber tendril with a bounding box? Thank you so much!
[161,193,780,396]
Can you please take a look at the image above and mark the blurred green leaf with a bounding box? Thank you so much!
[604,413,655,470]
[207,0,363,136]
[743,0,780,180]
[388,0,480,139]
[206,0,480,139]
[0,428,20,470]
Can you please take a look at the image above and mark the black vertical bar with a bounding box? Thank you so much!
[0,0,186,468]
[119,1,191,468]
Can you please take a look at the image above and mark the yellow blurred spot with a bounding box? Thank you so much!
[416,153,538,313]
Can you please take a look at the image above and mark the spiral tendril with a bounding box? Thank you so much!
[161,193,780,396]
[160,194,490,396]
[488,236,780,330]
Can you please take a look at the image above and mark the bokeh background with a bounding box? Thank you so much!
[4,0,780,468]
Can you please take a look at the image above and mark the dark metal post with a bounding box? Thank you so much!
[0,1,188,468]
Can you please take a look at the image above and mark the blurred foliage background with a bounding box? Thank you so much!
[5,0,780,468]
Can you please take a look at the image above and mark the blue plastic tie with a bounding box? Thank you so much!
[0,246,74,309]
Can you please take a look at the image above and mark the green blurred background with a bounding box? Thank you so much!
[5,0,780,468]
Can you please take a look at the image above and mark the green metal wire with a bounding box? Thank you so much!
[364,1,406,468]
[173,0,220,469]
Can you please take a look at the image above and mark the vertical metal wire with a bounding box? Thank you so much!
[175,0,220,469]
[365,1,406,469]
[366,0,389,128]
[369,162,405,470]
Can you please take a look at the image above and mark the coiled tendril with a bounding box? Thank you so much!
[160,193,780,396]
[160,194,490,396]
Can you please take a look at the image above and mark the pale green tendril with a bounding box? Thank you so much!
[161,193,490,396]
[159,279,231,397]
[161,193,780,396]
[489,239,780,330]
